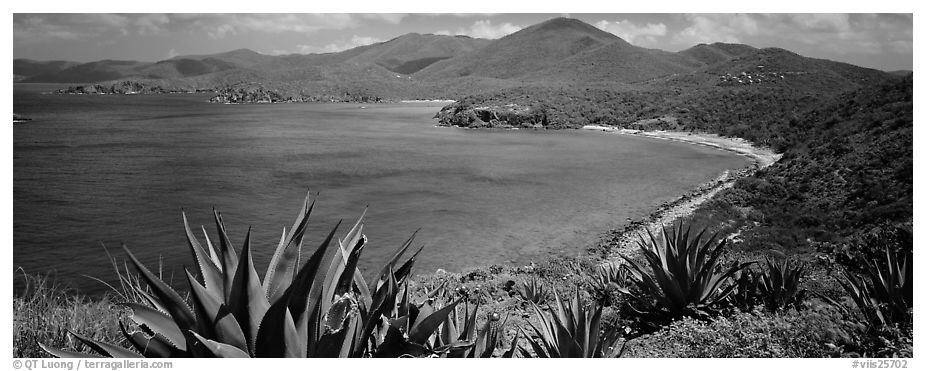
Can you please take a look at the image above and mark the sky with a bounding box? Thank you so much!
[11,13,915,71]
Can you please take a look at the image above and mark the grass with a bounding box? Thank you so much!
[13,270,131,358]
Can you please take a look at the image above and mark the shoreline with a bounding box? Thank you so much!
[581,125,782,261]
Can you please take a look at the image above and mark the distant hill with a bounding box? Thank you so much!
[171,48,278,68]
[665,47,897,95]
[339,33,490,74]
[20,60,154,83]
[414,17,626,80]
[525,43,704,84]
[679,43,756,65]
[14,59,80,81]
[19,17,903,107]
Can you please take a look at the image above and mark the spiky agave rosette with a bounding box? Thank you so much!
[38,192,476,358]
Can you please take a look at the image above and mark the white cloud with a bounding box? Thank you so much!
[788,14,851,33]
[421,13,500,18]
[296,35,385,54]
[170,13,359,36]
[666,13,911,59]
[671,14,758,46]
[207,24,236,39]
[887,40,912,54]
[14,14,130,42]
[358,13,408,24]
[594,19,667,46]
[135,14,170,35]
[454,20,521,39]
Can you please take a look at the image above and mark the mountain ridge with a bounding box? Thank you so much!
[17,17,898,106]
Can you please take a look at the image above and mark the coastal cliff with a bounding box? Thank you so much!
[434,101,547,129]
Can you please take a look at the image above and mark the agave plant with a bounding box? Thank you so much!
[520,287,620,358]
[756,257,807,312]
[517,277,547,305]
[587,261,629,306]
[619,224,754,320]
[39,192,463,358]
[429,302,518,358]
[728,268,760,312]
[837,246,912,329]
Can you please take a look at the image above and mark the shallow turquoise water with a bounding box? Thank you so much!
[13,84,749,296]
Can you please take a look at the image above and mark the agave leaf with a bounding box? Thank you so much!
[130,282,168,314]
[312,220,356,331]
[393,244,425,285]
[182,212,225,296]
[67,330,142,358]
[408,296,464,344]
[335,236,366,296]
[38,342,105,358]
[313,296,359,357]
[226,228,270,354]
[119,322,180,358]
[255,299,291,357]
[120,303,188,351]
[212,209,239,297]
[322,230,363,306]
[184,270,248,351]
[121,247,197,339]
[355,269,397,357]
[527,303,557,356]
[264,194,315,303]
[374,229,419,287]
[548,308,580,357]
[281,308,306,358]
[439,307,459,347]
[462,302,480,341]
[502,329,521,358]
[201,225,222,270]
[287,221,341,329]
[520,326,549,358]
[190,332,250,358]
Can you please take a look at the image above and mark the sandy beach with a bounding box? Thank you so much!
[582,125,783,261]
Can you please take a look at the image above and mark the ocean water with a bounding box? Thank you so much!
[13,84,749,296]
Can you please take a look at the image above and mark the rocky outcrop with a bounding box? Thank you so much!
[209,87,385,104]
[53,80,206,95]
[434,102,547,129]
[209,87,285,103]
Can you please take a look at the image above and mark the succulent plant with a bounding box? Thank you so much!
[517,276,547,305]
[39,192,463,358]
[431,302,518,358]
[519,286,620,358]
[837,246,912,329]
[619,224,754,320]
[756,257,807,312]
[587,261,629,306]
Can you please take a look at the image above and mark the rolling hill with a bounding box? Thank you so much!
[413,17,627,80]
[13,59,80,81]
[19,17,901,107]
[679,42,757,66]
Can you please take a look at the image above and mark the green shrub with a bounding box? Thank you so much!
[623,301,868,357]
[13,272,130,358]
